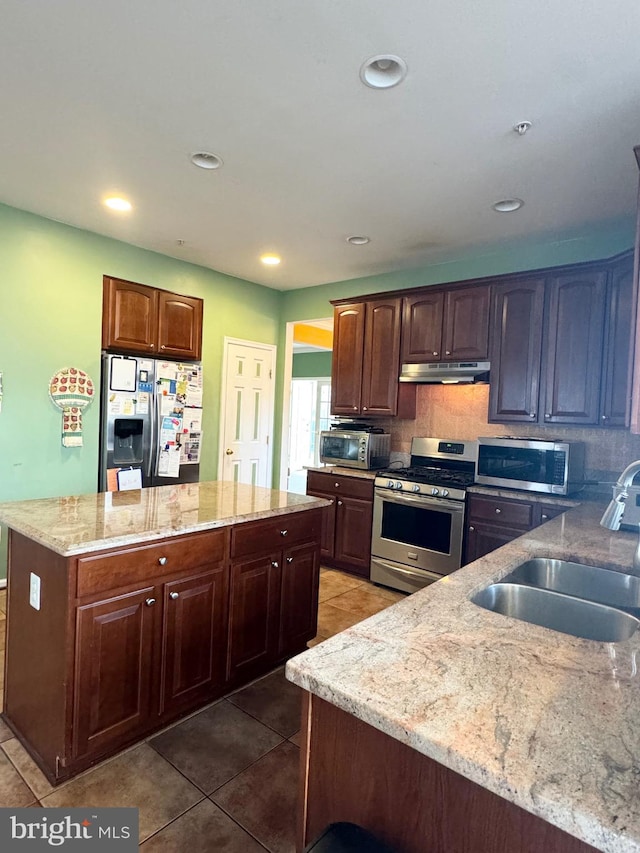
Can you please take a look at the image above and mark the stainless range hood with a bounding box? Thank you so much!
[399,361,490,384]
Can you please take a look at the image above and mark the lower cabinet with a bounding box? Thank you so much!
[4,510,322,785]
[464,493,568,564]
[306,471,374,577]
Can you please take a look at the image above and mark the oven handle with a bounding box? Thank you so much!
[371,558,444,585]
[374,490,465,513]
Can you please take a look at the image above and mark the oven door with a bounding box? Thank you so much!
[371,490,465,577]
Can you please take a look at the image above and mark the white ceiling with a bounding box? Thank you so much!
[1,1,639,290]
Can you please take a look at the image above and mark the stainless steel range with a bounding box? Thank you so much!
[370,437,477,594]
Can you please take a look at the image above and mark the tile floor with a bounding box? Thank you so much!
[0,571,404,850]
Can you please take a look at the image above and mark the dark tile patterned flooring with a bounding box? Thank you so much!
[0,572,405,849]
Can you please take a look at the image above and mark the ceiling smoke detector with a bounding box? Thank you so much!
[347,235,370,245]
[360,55,407,89]
[190,152,223,170]
[492,198,524,213]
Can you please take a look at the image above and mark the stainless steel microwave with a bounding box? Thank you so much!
[476,437,585,495]
[319,430,390,470]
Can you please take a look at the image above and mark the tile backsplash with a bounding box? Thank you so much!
[384,384,640,487]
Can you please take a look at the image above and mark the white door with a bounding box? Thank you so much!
[219,339,276,486]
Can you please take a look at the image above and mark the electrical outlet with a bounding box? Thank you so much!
[29,572,41,610]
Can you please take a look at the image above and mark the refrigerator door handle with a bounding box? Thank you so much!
[147,381,156,480]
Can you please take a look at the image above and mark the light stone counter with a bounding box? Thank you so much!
[0,481,330,556]
[304,465,378,480]
[287,502,640,853]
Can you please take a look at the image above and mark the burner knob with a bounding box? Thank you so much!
[412,484,421,493]
[431,487,439,496]
[386,480,395,489]
[394,481,403,490]
[441,489,449,497]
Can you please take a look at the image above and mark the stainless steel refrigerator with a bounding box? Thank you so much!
[99,353,203,491]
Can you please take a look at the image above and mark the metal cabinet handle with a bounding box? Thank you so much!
[529,412,536,418]
[280,529,288,536]
[445,350,451,356]
[544,413,551,419]
[334,482,340,488]
[363,406,368,411]
[432,351,439,356]
[602,415,607,421]
[145,598,156,606]
[286,556,293,563]
[271,560,279,568]
[541,514,549,521]
[169,591,179,600]
[469,526,475,532]
[160,345,166,350]
[337,500,343,506]
[353,406,358,411]
[495,508,501,514]
[158,556,167,566]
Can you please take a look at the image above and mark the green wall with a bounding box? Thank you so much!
[0,203,281,576]
[292,352,332,378]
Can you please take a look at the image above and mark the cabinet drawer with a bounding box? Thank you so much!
[77,529,228,598]
[466,495,535,530]
[307,472,373,501]
[231,510,321,560]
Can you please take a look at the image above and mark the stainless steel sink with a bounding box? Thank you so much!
[472,582,640,642]
[502,558,640,614]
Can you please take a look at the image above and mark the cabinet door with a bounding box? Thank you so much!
[401,291,445,362]
[489,278,545,423]
[160,566,228,717]
[361,299,403,415]
[535,504,567,526]
[279,542,320,656]
[543,269,607,425]
[102,276,158,354]
[157,291,203,361]
[464,523,520,564]
[334,495,373,577]
[227,554,281,682]
[601,253,634,427]
[443,285,491,361]
[73,587,157,759]
[305,489,336,562]
[331,303,365,415]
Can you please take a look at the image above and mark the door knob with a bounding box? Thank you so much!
[169,591,179,600]
[226,448,234,455]
[145,598,156,607]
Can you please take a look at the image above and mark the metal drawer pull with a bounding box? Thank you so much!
[169,592,179,600]
[334,483,340,487]
[495,508,501,514]
[145,598,156,607]
[337,500,343,506]
[541,514,549,521]
[280,529,288,536]
[286,556,293,563]
[158,556,167,565]
[469,526,475,531]
[272,561,279,568]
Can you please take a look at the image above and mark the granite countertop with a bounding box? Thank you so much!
[287,502,640,853]
[467,483,583,507]
[305,465,378,480]
[0,481,330,556]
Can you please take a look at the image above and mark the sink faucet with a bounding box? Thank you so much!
[601,460,640,574]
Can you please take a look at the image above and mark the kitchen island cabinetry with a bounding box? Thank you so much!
[306,470,374,577]
[401,284,491,363]
[331,299,415,418]
[102,275,203,360]
[0,483,326,784]
[464,492,567,563]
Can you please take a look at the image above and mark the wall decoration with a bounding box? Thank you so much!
[49,367,95,447]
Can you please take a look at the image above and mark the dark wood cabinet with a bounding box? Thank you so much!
[306,471,374,577]
[102,275,203,360]
[489,278,545,423]
[464,492,569,564]
[227,510,322,682]
[331,299,415,418]
[401,285,491,363]
[543,268,607,425]
[601,251,634,427]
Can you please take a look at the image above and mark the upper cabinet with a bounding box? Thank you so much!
[103,276,203,360]
[489,252,634,427]
[401,285,491,363]
[331,298,415,418]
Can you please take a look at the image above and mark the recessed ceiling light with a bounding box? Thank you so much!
[104,196,132,212]
[347,235,371,245]
[360,55,407,89]
[260,254,281,266]
[514,120,532,136]
[190,152,223,170]
[492,198,524,213]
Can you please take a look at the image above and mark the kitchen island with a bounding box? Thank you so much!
[0,481,329,784]
[287,501,640,853]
